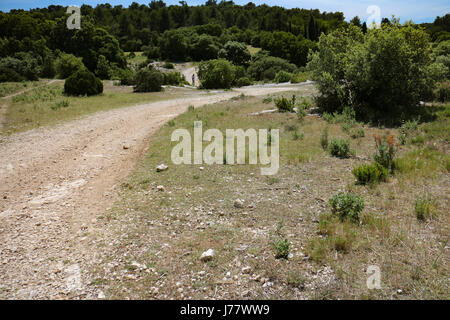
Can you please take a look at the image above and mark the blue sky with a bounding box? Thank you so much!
[0,0,448,23]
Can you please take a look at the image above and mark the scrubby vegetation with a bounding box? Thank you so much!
[328,138,352,158]
[64,70,103,96]
[134,68,164,92]
[329,192,365,223]
[308,22,448,125]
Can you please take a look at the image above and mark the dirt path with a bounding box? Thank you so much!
[180,66,198,86]
[1,79,60,100]
[0,80,61,132]
[0,83,312,299]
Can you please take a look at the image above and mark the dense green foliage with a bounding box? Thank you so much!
[248,51,297,81]
[329,192,364,222]
[328,138,351,158]
[55,53,85,79]
[274,95,296,112]
[308,22,447,124]
[218,41,251,66]
[134,67,164,92]
[198,58,234,89]
[64,69,103,96]
[352,162,388,185]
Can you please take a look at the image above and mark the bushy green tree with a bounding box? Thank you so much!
[56,53,86,79]
[218,41,251,66]
[190,34,219,61]
[134,68,163,92]
[248,51,297,81]
[0,52,40,81]
[95,55,112,79]
[159,29,188,61]
[64,70,103,96]
[198,59,234,89]
[308,23,444,124]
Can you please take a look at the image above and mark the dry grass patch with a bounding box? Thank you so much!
[88,96,449,299]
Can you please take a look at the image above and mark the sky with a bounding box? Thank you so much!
[0,0,448,23]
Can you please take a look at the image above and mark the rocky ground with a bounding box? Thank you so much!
[0,83,309,299]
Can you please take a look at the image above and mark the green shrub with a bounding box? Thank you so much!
[163,71,185,86]
[134,68,163,92]
[341,122,352,133]
[290,72,309,83]
[275,95,296,112]
[411,134,425,145]
[262,96,273,104]
[274,238,290,259]
[51,99,70,110]
[308,24,442,124]
[415,197,435,221]
[162,61,174,69]
[352,162,388,185]
[95,55,112,80]
[56,53,85,79]
[328,138,351,158]
[320,127,329,150]
[0,54,40,82]
[218,41,251,66]
[64,70,103,96]
[234,77,253,87]
[292,131,304,140]
[118,68,136,86]
[350,127,365,138]
[248,53,297,81]
[297,98,311,121]
[398,119,419,144]
[274,70,293,83]
[373,134,397,172]
[198,59,234,89]
[329,192,364,222]
[434,82,450,102]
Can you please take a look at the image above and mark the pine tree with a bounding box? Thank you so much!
[362,22,368,34]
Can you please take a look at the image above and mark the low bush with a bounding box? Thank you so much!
[352,162,388,185]
[297,98,311,121]
[274,95,296,113]
[163,71,185,86]
[56,53,85,79]
[329,192,364,222]
[274,238,290,259]
[290,72,309,83]
[320,127,329,150]
[350,127,365,138]
[415,196,435,221]
[234,77,253,87]
[434,81,450,102]
[328,138,351,158]
[248,53,297,81]
[373,134,397,172]
[51,99,70,110]
[162,62,174,69]
[118,68,136,86]
[64,70,103,96]
[398,119,419,145]
[274,70,293,83]
[134,68,163,92]
[262,96,273,104]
